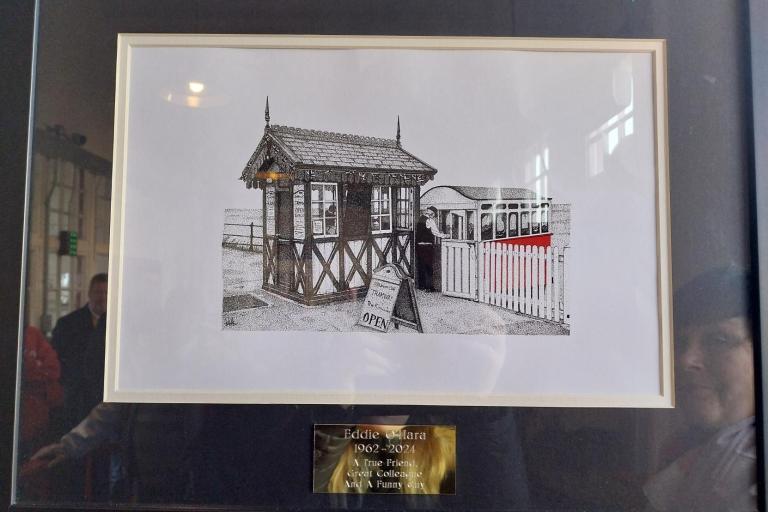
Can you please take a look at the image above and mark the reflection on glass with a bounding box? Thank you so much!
[188,81,205,93]
[643,267,756,511]
[587,63,635,177]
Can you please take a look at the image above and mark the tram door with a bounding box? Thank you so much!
[440,211,477,299]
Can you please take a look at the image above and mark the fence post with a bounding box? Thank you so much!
[554,246,561,322]
[546,247,552,321]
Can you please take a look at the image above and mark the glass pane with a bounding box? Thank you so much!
[60,164,74,186]
[60,187,73,211]
[481,213,493,240]
[12,3,759,512]
[381,216,390,230]
[495,213,507,237]
[509,213,518,235]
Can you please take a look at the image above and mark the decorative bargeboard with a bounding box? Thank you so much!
[105,35,672,407]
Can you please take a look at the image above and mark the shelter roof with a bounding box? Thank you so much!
[241,124,437,188]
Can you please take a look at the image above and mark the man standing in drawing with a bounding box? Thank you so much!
[644,267,756,512]
[415,206,447,291]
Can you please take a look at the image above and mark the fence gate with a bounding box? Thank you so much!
[478,242,568,324]
[440,240,476,299]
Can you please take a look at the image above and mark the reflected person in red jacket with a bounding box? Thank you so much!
[20,325,63,452]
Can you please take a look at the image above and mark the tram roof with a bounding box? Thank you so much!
[424,185,540,202]
[241,124,437,188]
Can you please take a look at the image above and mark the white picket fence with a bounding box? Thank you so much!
[478,242,567,323]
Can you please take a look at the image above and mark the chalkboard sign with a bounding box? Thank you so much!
[357,264,423,333]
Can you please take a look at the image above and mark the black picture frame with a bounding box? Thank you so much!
[1,1,765,510]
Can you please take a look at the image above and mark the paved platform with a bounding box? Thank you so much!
[222,247,568,335]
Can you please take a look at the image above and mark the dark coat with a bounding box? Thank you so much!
[51,305,106,432]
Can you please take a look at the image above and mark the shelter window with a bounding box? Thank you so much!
[371,186,392,233]
[495,213,507,238]
[508,212,518,236]
[521,212,530,236]
[481,213,493,241]
[311,183,338,236]
[532,210,540,234]
[395,187,414,229]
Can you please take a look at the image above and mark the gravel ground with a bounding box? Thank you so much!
[222,247,569,335]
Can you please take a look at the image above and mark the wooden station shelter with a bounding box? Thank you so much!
[240,100,437,305]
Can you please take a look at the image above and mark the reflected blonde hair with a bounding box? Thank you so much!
[328,426,456,494]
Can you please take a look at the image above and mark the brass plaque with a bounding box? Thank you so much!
[313,424,456,495]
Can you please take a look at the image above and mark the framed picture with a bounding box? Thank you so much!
[105,35,672,406]
[7,1,764,511]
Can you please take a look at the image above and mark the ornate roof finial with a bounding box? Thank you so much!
[396,115,401,147]
[265,96,270,128]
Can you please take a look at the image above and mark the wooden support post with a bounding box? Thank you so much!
[412,185,420,280]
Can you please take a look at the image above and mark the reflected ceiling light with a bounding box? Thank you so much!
[188,81,205,94]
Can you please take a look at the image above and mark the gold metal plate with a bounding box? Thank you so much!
[313,424,456,495]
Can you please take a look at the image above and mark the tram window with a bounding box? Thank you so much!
[508,212,518,236]
[441,211,450,237]
[531,210,540,234]
[467,211,475,240]
[509,203,519,209]
[541,209,549,232]
[495,213,507,238]
[448,212,464,240]
[481,203,493,210]
[495,204,506,209]
[521,212,530,236]
[481,213,493,240]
